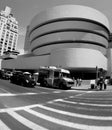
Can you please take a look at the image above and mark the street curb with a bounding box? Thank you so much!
[72,85,112,91]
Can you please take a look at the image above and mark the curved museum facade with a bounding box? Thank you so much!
[2,5,111,78]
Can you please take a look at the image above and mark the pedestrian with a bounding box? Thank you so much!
[99,77,104,90]
[73,77,75,84]
[79,78,82,86]
[76,78,79,86]
[104,78,108,90]
[90,79,95,89]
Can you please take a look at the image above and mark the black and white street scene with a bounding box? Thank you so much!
[0,0,112,130]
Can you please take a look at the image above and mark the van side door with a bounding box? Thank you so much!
[53,71,60,87]
[46,70,54,86]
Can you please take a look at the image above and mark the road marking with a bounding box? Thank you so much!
[75,91,93,97]
[0,88,11,93]
[53,91,61,93]
[7,110,48,130]
[0,103,112,120]
[74,96,112,100]
[68,91,93,99]
[34,104,112,120]
[37,86,55,91]
[58,99,112,107]
[0,119,11,130]
[24,107,112,130]
[0,92,38,96]
[40,92,48,94]
[1,103,112,130]
[0,89,79,97]
[67,89,92,92]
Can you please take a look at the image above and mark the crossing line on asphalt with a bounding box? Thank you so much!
[24,107,112,130]
[32,104,112,120]
[0,92,38,96]
[53,90,62,93]
[7,110,48,130]
[0,119,11,130]
[1,103,112,120]
[0,90,65,97]
[57,99,112,107]
[2,106,112,130]
[0,88,11,94]
[0,102,112,130]
[0,89,112,130]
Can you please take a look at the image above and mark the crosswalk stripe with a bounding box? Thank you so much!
[74,96,112,100]
[0,119,11,130]
[33,104,112,120]
[24,108,112,130]
[58,99,112,107]
[0,88,11,93]
[53,91,61,93]
[7,110,48,130]
[1,102,112,120]
[0,92,37,96]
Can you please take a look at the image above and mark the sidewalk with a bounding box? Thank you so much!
[72,84,112,91]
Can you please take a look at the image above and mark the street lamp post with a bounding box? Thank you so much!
[96,66,98,85]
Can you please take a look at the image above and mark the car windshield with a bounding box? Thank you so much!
[24,74,32,79]
[54,71,60,78]
[61,72,70,78]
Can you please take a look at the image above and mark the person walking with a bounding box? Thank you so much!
[90,79,95,89]
[76,78,79,87]
[104,78,108,90]
[79,78,82,86]
[99,77,104,90]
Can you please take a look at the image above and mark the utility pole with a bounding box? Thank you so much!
[96,66,98,84]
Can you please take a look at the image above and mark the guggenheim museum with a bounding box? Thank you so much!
[1,5,112,79]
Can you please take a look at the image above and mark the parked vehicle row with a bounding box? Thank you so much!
[0,66,74,89]
[10,71,36,87]
[0,70,36,88]
[0,70,12,80]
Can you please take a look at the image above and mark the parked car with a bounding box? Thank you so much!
[0,70,5,79]
[10,71,36,87]
[33,72,39,85]
[4,71,13,80]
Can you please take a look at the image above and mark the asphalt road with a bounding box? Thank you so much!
[0,79,112,130]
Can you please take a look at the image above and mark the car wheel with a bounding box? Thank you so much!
[43,81,48,87]
[21,82,24,87]
[10,80,12,83]
[59,83,64,89]
[31,84,35,88]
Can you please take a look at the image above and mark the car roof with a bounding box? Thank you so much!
[23,72,31,74]
[13,71,23,74]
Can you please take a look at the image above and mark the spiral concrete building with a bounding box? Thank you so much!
[1,5,111,78]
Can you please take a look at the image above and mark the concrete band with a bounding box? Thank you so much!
[27,5,109,57]
[24,5,109,71]
[29,5,109,32]
[2,5,110,73]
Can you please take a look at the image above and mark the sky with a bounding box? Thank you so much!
[0,0,112,51]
